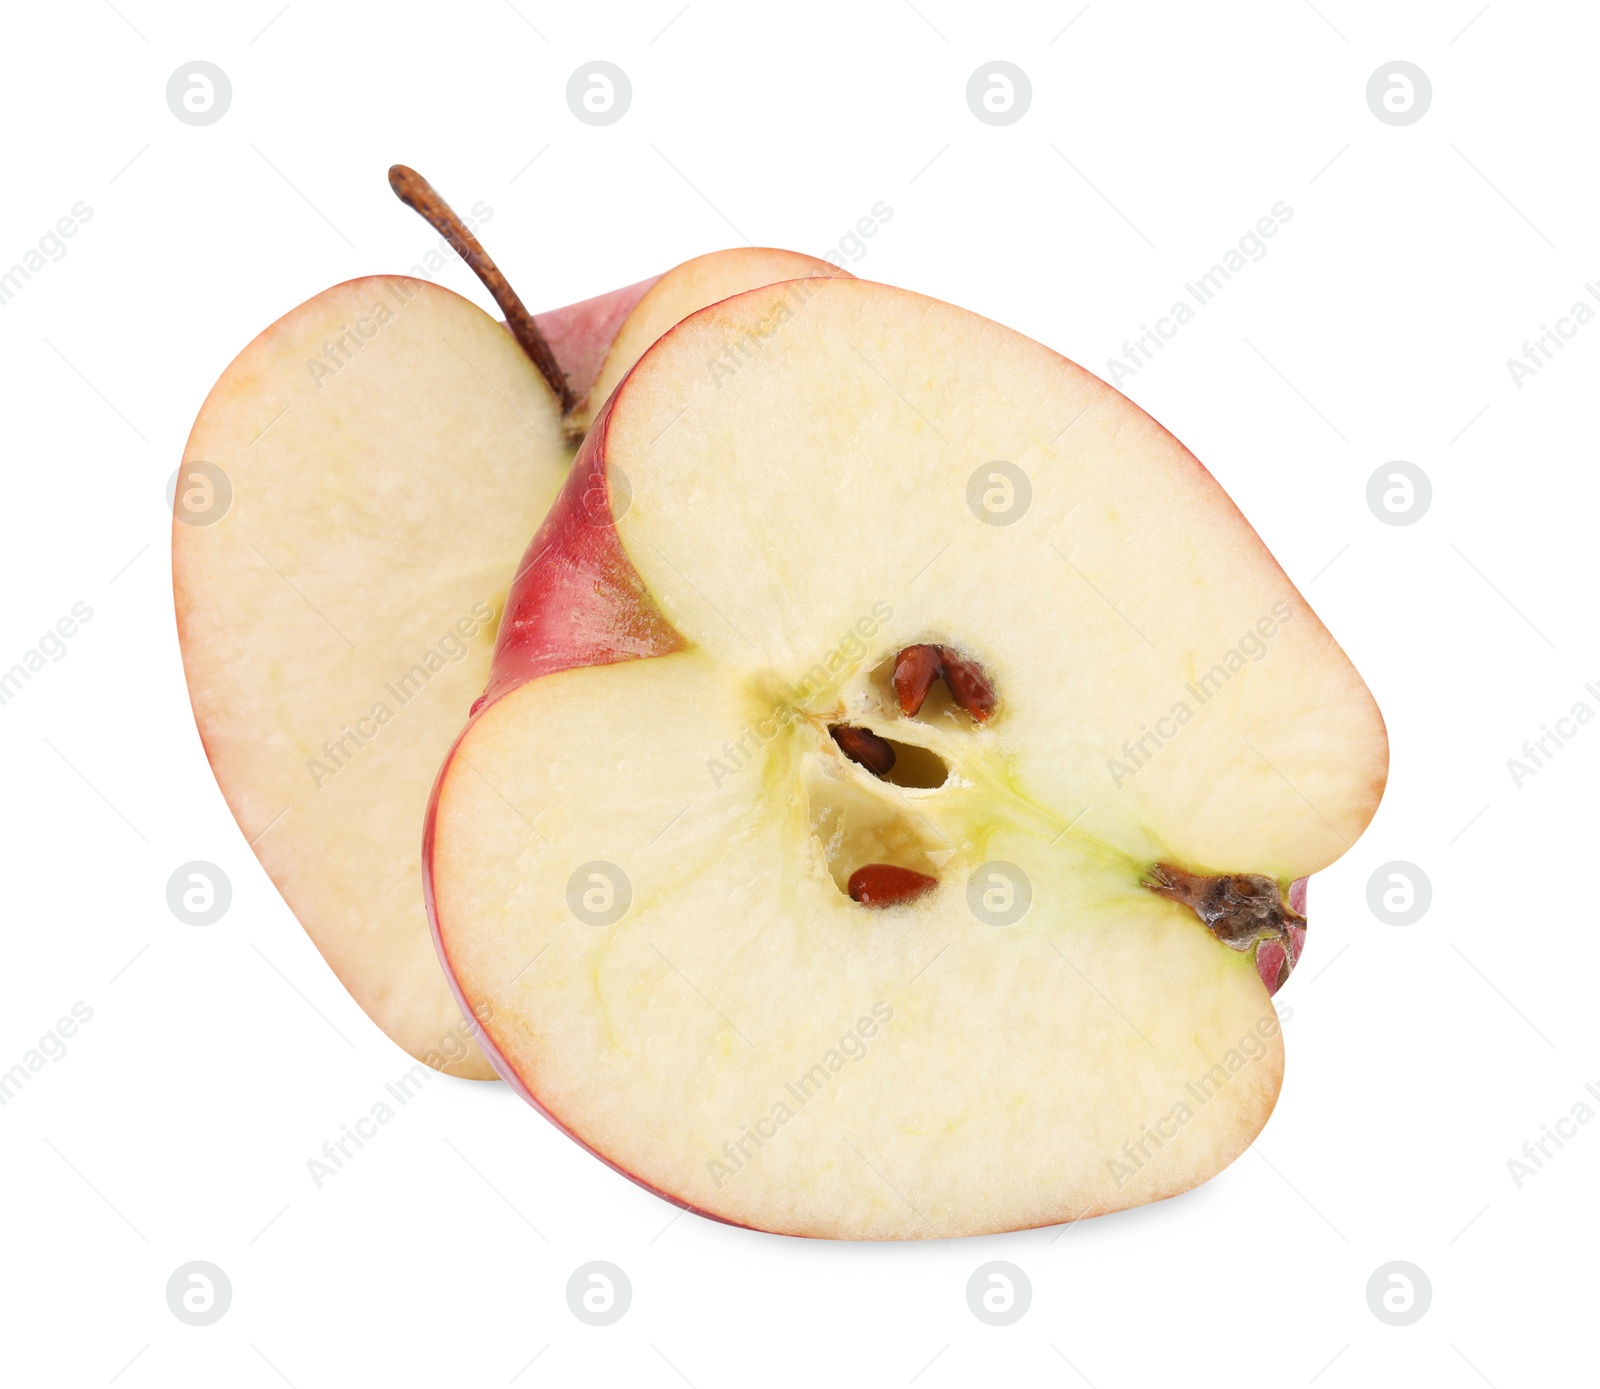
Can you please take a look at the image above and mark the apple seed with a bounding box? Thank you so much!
[939,647,997,721]
[893,645,942,717]
[893,644,997,722]
[847,864,939,907]
[830,724,897,777]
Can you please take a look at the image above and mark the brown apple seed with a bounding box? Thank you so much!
[937,646,997,722]
[893,644,943,717]
[830,725,897,777]
[847,864,939,907]
[893,644,998,722]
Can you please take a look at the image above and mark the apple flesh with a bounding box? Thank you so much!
[174,251,844,1078]
[177,275,562,1079]
[426,277,1387,1234]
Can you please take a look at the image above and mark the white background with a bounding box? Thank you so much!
[1,1,1594,1384]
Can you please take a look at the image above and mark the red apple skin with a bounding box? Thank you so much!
[1256,878,1308,994]
[1288,876,1308,917]
[534,276,660,407]
[472,393,686,715]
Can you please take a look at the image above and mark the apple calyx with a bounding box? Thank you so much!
[1145,863,1307,994]
[387,163,577,415]
[894,643,997,722]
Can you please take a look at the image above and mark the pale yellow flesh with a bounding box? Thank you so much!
[431,280,1386,1235]
[612,281,1387,877]
[437,658,1287,1237]
[176,255,846,1078]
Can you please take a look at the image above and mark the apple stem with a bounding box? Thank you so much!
[387,164,577,415]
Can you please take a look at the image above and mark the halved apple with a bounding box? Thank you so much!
[426,277,1387,1233]
[174,168,845,1076]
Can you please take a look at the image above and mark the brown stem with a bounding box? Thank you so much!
[387,164,576,415]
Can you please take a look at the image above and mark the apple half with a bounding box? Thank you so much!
[173,175,843,1077]
[426,276,1387,1235]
